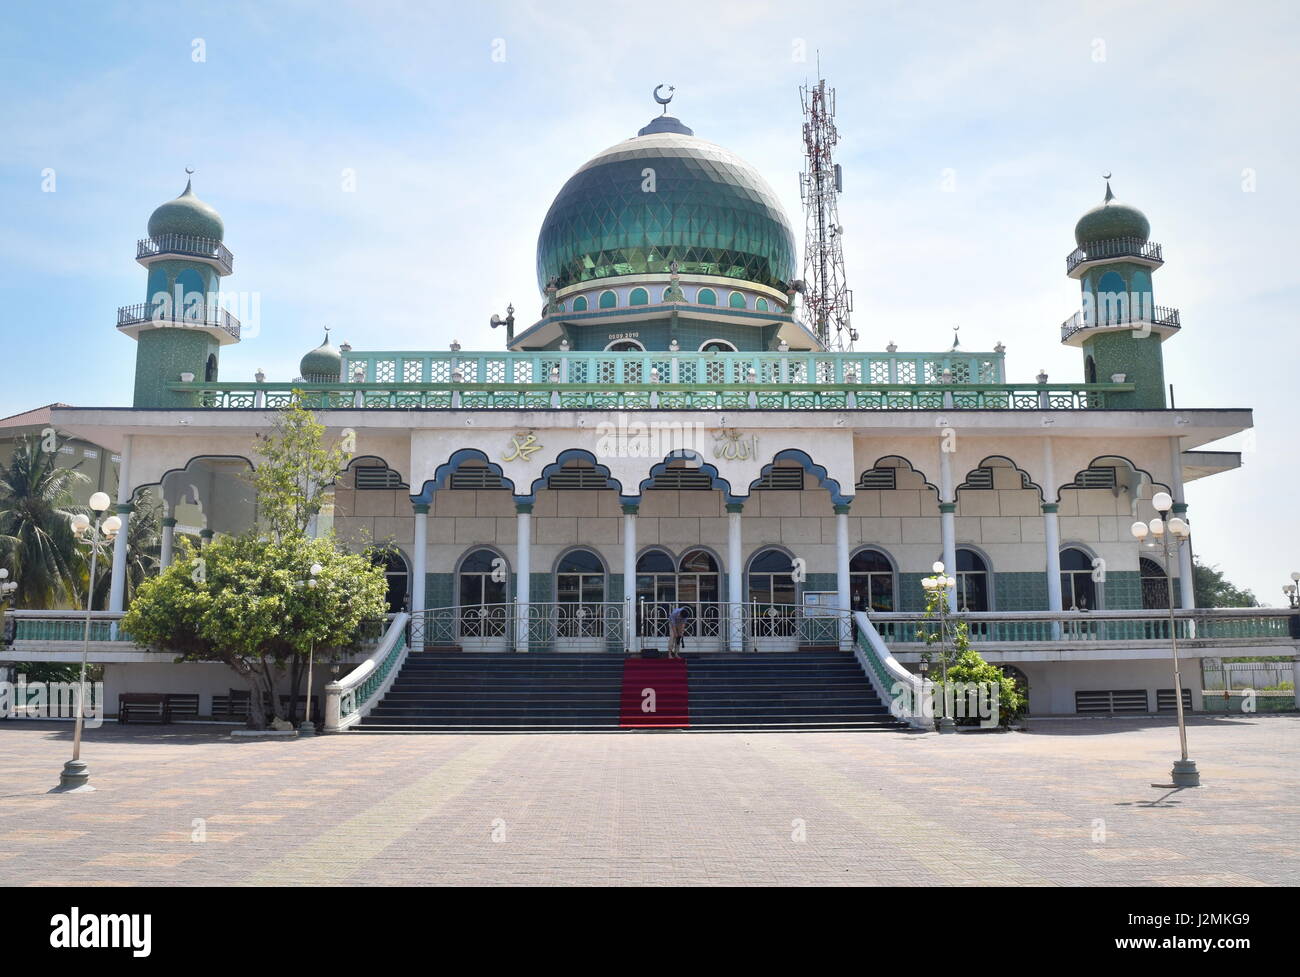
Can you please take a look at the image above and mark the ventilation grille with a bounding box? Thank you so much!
[450,468,505,490]
[1074,689,1149,714]
[354,466,406,490]
[1074,467,1118,489]
[857,468,896,490]
[649,468,715,490]
[753,468,805,491]
[1156,689,1193,713]
[962,468,995,490]
[546,467,609,490]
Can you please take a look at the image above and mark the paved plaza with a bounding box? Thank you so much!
[1,717,1297,886]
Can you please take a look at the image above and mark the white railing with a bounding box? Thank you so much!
[852,611,931,730]
[323,613,410,732]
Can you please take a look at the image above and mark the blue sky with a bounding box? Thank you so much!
[1,0,1296,601]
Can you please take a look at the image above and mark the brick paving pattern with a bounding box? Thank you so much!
[1,716,1297,886]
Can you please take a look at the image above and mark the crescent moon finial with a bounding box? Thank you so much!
[653,84,675,115]
[185,166,195,175]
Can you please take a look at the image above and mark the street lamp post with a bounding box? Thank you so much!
[1283,571,1299,609]
[1130,491,1198,788]
[296,562,322,736]
[922,561,958,733]
[55,491,120,792]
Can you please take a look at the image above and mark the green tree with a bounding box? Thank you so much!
[120,400,385,728]
[0,435,88,608]
[916,585,1026,727]
[1193,557,1259,608]
[250,399,352,540]
[122,533,387,728]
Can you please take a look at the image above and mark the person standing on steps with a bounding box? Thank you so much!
[667,605,690,659]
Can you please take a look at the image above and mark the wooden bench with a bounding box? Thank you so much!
[118,693,168,724]
[165,693,200,720]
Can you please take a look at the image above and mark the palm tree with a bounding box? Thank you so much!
[0,435,88,608]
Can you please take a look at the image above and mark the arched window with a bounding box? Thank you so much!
[1061,547,1098,610]
[374,550,409,615]
[458,548,509,637]
[1140,557,1169,609]
[1096,271,1128,324]
[677,549,721,637]
[955,548,990,612]
[748,548,796,636]
[629,287,649,306]
[604,339,645,352]
[205,353,218,383]
[850,549,894,613]
[728,291,747,309]
[598,290,617,310]
[697,288,717,306]
[1085,355,1098,384]
[556,549,606,638]
[699,339,737,353]
[756,297,769,312]
[572,295,588,312]
[636,549,676,637]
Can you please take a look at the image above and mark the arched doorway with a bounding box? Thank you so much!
[955,548,991,612]
[374,549,409,615]
[457,548,510,647]
[747,547,797,644]
[555,548,607,647]
[850,548,894,612]
[1060,547,1099,610]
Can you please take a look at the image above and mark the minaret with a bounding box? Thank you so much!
[1062,177,1179,408]
[118,172,239,407]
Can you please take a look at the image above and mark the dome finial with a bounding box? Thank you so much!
[1102,171,1114,203]
[184,167,194,194]
[653,84,675,116]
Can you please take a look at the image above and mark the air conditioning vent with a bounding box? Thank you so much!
[753,468,804,491]
[354,465,406,490]
[1075,689,1148,714]
[649,469,715,490]
[857,468,896,490]
[449,468,505,490]
[546,467,609,490]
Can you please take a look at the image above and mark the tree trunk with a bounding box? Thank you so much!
[244,671,267,730]
[287,656,302,724]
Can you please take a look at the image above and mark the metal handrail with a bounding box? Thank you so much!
[1061,305,1181,341]
[323,612,410,731]
[1065,237,1164,273]
[136,234,234,275]
[117,302,241,340]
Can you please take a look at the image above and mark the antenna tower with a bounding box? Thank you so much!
[799,73,855,350]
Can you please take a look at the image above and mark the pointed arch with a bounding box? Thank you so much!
[749,448,851,505]
[412,448,517,504]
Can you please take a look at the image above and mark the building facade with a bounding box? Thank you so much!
[8,98,1296,722]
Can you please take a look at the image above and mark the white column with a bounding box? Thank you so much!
[623,503,638,654]
[1043,505,1063,612]
[727,502,744,652]
[1169,437,1195,609]
[108,436,133,613]
[515,501,532,653]
[159,518,176,571]
[835,503,852,649]
[411,503,428,649]
[938,447,957,609]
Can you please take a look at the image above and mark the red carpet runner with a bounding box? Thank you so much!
[620,658,689,728]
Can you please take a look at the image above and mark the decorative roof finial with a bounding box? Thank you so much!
[653,84,675,116]
[184,166,195,193]
[951,324,961,350]
[1102,171,1114,204]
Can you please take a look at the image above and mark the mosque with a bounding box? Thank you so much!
[8,90,1295,730]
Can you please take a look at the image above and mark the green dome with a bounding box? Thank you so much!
[1074,181,1149,247]
[148,179,225,241]
[299,332,341,382]
[536,119,797,293]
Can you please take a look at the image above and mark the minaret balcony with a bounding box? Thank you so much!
[1061,306,1180,346]
[1065,237,1163,277]
[136,234,234,276]
[117,302,241,344]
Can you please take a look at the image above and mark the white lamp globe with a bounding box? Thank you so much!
[1151,491,1173,512]
[310,563,323,576]
[70,513,91,533]
[1130,520,1148,540]
[1147,517,1165,536]
[1167,517,1189,537]
[932,561,945,573]
[0,568,8,580]
[102,515,122,535]
[1291,572,1300,582]
[88,491,111,513]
